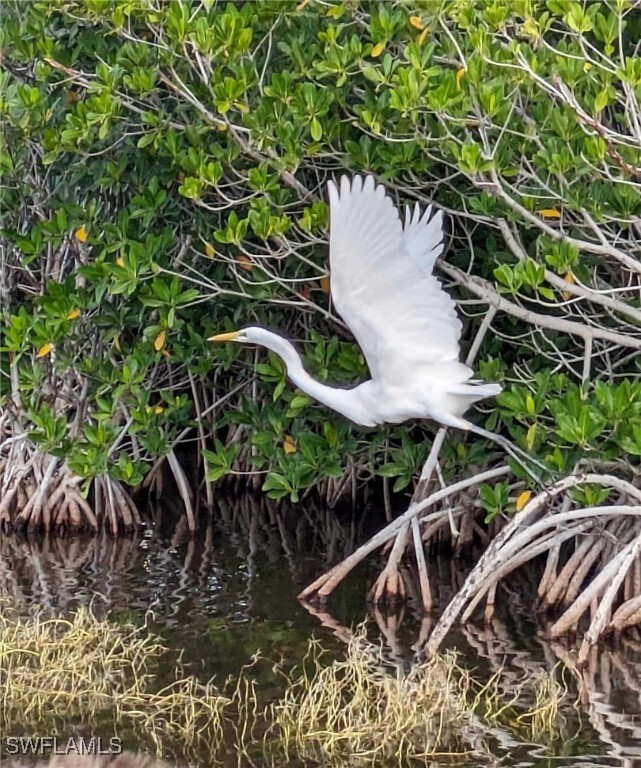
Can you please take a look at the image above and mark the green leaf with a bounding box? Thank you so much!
[594,89,609,113]
[310,117,323,141]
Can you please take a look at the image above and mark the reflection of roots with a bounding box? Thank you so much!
[551,639,641,756]
[0,439,141,534]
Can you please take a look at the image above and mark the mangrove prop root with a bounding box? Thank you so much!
[540,533,599,610]
[298,465,510,602]
[0,436,139,533]
[167,449,196,532]
[484,583,497,624]
[560,534,610,608]
[610,597,641,632]
[368,522,409,606]
[575,532,641,666]
[537,543,561,604]
[412,515,433,613]
[548,527,637,640]
[0,450,97,532]
[368,428,448,608]
[421,474,641,661]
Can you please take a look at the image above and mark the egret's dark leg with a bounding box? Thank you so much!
[467,424,549,488]
[429,410,550,487]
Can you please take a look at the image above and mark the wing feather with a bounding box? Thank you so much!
[328,175,464,384]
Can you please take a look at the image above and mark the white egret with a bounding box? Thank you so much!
[210,175,541,478]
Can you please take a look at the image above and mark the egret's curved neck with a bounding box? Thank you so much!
[251,331,374,426]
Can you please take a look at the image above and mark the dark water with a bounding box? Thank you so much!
[1,498,640,767]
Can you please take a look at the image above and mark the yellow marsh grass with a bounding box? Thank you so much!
[0,598,230,754]
[1,598,564,765]
[271,631,566,764]
[272,636,474,762]
[524,670,565,739]
[474,666,566,743]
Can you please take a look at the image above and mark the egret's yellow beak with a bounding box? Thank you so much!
[208,330,241,342]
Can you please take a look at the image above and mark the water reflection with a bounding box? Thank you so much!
[1,495,640,767]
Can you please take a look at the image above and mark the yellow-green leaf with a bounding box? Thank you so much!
[371,42,385,58]
[526,423,538,450]
[456,68,465,87]
[205,242,215,258]
[562,271,575,300]
[526,394,535,415]
[520,18,539,38]
[310,117,322,142]
[594,89,609,113]
[67,308,81,320]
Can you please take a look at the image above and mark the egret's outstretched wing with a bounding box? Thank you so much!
[328,175,463,384]
[403,201,444,272]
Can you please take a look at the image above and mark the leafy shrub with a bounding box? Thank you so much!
[1,0,639,531]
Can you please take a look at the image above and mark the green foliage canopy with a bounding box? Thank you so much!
[1,0,639,517]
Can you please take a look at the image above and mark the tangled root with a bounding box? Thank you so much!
[0,452,95,533]
[0,427,141,534]
[301,466,641,660]
[93,475,142,535]
[423,473,641,664]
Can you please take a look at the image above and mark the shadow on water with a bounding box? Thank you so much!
[1,494,641,767]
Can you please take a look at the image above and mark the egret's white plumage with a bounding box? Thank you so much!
[210,175,502,433]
